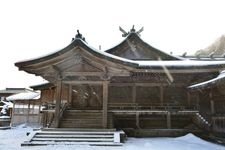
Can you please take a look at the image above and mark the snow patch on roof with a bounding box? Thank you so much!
[81,39,138,64]
[15,38,225,69]
[137,60,225,67]
[83,40,225,67]
[6,91,40,101]
[188,70,225,89]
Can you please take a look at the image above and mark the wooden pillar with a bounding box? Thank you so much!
[210,100,215,114]
[132,84,136,103]
[187,91,190,108]
[102,81,109,128]
[196,93,200,109]
[11,103,15,126]
[167,112,171,129]
[54,78,62,128]
[209,89,214,114]
[212,118,215,132]
[68,84,72,104]
[160,85,163,105]
[136,112,140,129]
[27,100,31,124]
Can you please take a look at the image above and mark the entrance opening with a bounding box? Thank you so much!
[71,84,103,110]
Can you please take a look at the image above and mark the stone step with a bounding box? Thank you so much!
[37,131,116,134]
[32,137,114,142]
[35,134,114,138]
[41,128,117,132]
[21,129,126,146]
[22,141,123,146]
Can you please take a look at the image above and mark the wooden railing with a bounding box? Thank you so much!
[108,103,198,111]
[41,102,69,127]
[41,110,54,127]
[59,103,69,119]
[193,112,211,132]
[212,116,225,135]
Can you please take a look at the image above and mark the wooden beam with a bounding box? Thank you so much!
[102,81,109,128]
[52,65,62,77]
[135,83,163,87]
[62,72,104,77]
[54,78,62,128]
[109,83,134,86]
[109,83,167,87]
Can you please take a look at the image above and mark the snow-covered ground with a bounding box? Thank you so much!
[0,124,224,150]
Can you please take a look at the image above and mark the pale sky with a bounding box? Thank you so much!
[1,0,225,89]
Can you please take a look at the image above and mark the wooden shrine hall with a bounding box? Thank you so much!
[15,27,225,141]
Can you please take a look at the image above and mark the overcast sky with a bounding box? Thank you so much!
[1,0,225,89]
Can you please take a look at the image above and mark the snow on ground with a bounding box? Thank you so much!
[0,125,224,150]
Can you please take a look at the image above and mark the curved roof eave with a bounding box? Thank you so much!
[188,71,225,90]
[105,33,182,60]
[14,35,225,72]
[15,38,139,69]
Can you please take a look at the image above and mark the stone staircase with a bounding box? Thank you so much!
[194,112,211,131]
[59,109,113,128]
[21,128,126,146]
[196,113,210,126]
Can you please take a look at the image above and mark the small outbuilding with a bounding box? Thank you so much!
[6,90,41,126]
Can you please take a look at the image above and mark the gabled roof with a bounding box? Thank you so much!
[105,32,181,60]
[15,29,225,83]
[15,35,139,83]
[15,37,138,70]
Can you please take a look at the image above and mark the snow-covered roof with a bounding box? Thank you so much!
[30,82,55,90]
[0,88,27,94]
[15,32,225,77]
[104,32,181,60]
[6,91,40,101]
[67,39,225,68]
[137,60,225,67]
[188,70,225,90]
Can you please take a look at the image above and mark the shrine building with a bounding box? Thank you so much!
[15,27,225,138]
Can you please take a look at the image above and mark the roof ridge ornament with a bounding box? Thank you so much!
[130,25,136,33]
[119,25,144,37]
[72,30,86,41]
